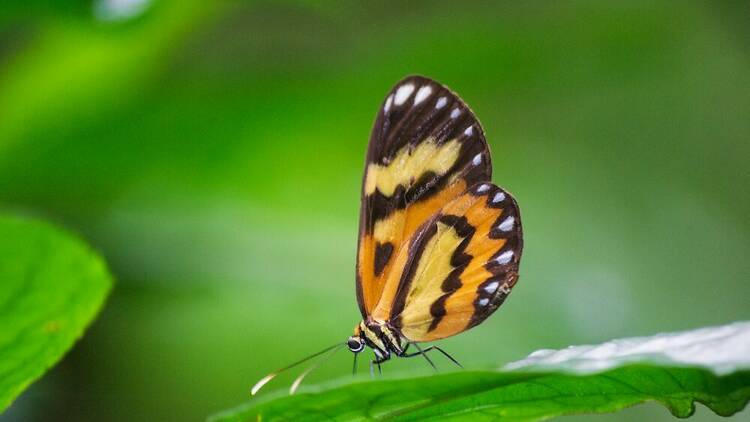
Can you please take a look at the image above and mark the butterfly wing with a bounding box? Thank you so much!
[356,75,492,318]
[375,182,523,342]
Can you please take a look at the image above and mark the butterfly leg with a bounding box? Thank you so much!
[369,353,389,377]
[408,342,437,371]
[426,346,463,368]
[401,344,463,369]
[369,356,383,377]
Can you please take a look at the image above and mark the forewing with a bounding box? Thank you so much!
[382,182,523,342]
[356,76,492,317]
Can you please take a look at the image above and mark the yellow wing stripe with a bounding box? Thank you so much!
[397,221,464,332]
[364,138,461,196]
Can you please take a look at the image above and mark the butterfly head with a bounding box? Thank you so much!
[347,324,366,353]
[346,335,365,353]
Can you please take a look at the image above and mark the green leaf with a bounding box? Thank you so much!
[210,323,750,421]
[0,215,113,413]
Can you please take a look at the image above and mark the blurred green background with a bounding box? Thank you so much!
[1,1,749,421]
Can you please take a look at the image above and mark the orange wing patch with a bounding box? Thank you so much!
[357,179,468,313]
[387,182,523,342]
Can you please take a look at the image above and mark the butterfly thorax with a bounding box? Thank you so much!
[355,319,405,359]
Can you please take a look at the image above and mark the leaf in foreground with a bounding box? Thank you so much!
[0,215,113,413]
[210,322,750,421]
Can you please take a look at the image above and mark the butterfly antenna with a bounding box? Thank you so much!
[352,352,358,375]
[250,342,343,396]
[289,344,344,395]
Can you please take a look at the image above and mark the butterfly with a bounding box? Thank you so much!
[252,75,523,395]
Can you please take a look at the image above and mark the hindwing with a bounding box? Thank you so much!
[374,183,523,342]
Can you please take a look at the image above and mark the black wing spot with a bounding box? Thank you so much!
[374,242,394,277]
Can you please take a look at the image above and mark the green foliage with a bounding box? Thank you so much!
[212,322,750,421]
[0,215,112,413]
[210,365,749,422]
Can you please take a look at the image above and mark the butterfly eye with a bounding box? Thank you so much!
[347,336,364,353]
